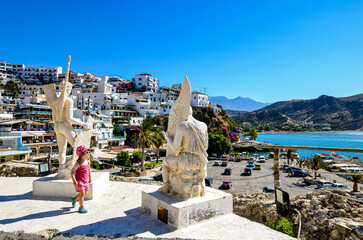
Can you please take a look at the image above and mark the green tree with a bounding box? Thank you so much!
[131,121,153,171]
[296,158,306,168]
[308,155,328,179]
[151,130,165,163]
[113,124,122,136]
[116,151,131,166]
[350,174,363,192]
[132,151,144,164]
[90,160,100,169]
[247,128,258,140]
[4,80,18,98]
[208,133,233,157]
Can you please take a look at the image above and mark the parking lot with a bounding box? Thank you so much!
[206,158,317,196]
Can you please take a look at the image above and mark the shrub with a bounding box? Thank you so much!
[144,162,163,168]
[268,217,295,237]
[90,160,100,170]
[132,151,143,163]
[116,151,132,166]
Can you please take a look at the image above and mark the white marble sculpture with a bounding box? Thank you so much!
[43,56,93,179]
[161,77,208,199]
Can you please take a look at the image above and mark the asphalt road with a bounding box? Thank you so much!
[206,159,316,197]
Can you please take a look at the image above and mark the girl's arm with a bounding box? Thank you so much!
[88,160,92,183]
[71,163,80,186]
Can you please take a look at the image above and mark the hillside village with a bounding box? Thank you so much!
[0,60,228,164]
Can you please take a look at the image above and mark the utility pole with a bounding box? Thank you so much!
[274,149,281,188]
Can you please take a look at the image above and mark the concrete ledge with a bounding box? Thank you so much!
[32,172,109,200]
[142,187,233,229]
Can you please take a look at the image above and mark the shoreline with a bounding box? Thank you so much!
[258,130,363,134]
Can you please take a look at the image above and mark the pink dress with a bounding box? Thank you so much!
[75,160,90,192]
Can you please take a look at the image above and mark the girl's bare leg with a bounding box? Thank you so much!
[74,193,80,202]
[79,191,85,208]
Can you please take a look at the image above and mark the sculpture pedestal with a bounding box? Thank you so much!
[32,172,109,200]
[141,187,233,229]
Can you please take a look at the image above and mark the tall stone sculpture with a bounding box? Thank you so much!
[161,76,208,199]
[43,56,93,179]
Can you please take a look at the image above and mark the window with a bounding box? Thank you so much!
[139,83,142,85]
[138,78,142,80]
[194,96,196,99]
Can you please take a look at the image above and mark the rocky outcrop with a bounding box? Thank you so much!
[233,141,274,153]
[233,189,363,240]
[0,164,39,177]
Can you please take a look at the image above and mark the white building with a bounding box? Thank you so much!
[129,117,143,126]
[73,110,115,149]
[0,61,62,84]
[133,73,157,92]
[127,91,174,117]
[191,91,209,107]
[71,76,113,110]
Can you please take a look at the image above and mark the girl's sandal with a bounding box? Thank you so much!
[71,196,77,207]
[79,207,88,213]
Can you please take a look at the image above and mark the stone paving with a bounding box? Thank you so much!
[0,176,294,240]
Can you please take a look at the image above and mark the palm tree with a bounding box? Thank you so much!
[131,121,153,171]
[151,131,165,163]
[296,158,306,168]
[308,155,328,179]
[351,174,363,192]
[281,149,299,165]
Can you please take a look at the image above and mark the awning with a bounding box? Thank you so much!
[98,153,118,160]
[103,122,113,128]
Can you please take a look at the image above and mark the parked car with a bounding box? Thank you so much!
[249,157,255,162]
[254,164,261,170]
[221,161,228,167]
[317,180,333,188]
[244,167,252,176]
[291,169,308,177]
[247,162,255,168]
[257,156,266,163]
[263,187,275,193]
[205,178,213,187]
[281,165,293,173]
[213,161,221,166]
[153,173,163,181]
[139,177,152,182]
[224,167,232,175]
[221,180,232,189]
[330,183,351,190]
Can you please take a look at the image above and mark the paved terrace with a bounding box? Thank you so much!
[0,177,293,240]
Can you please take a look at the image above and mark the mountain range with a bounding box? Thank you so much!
[208,96,270,112]
[238,93,363,130]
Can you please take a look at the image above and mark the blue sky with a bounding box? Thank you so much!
[1,0,363,102]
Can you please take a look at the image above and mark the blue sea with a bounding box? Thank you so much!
[256,132,363,160]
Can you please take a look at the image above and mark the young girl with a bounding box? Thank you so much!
[71,145,92,213]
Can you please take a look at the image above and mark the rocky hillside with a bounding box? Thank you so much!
[234,189,363,240]
[238,94,363,130]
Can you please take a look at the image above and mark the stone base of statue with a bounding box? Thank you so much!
[141,186,233,229]
[32,172,109,200]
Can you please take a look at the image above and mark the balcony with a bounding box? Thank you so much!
[23,139,57,144]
